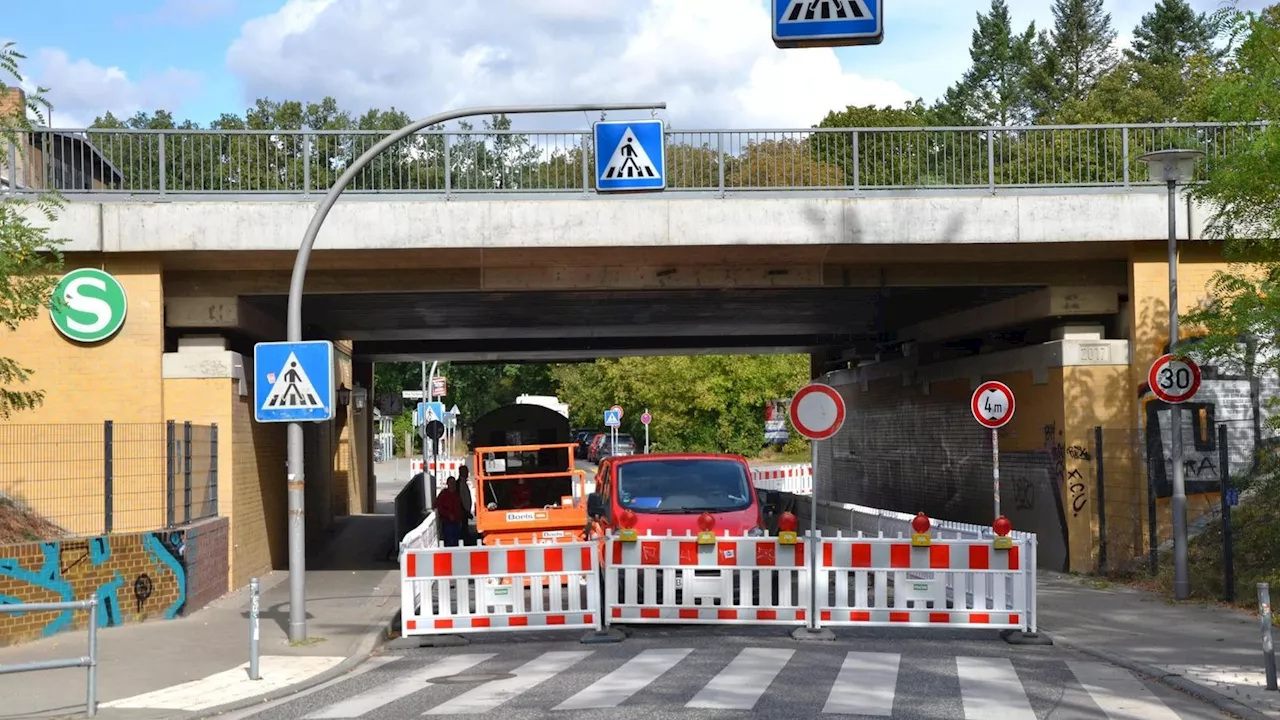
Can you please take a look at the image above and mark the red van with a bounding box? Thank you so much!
[587,453,780,602]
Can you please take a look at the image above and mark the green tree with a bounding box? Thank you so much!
[0,42,66,419]
[552,355,809,456]
[1182,6,1280,401]
[1125,0,1219,68]
[1029,0,1118,113]
[943,0,1038,126]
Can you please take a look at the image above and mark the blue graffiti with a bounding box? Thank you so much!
[142,533,186,619]
[96,572,125,626]
[89,537,110,566]
[0,543,76,636]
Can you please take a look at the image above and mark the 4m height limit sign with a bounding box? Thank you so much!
[971,381,1016,521]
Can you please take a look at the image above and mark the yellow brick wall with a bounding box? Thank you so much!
[230,376,286,588]
[0,256,165,535]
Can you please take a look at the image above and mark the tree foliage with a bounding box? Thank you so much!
[0,42,65,420]
[1181,6,1280,431]
[550,355,811,457]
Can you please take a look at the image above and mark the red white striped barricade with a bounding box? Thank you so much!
[410,457,466,477]
[605,531,811,626]
[816,533,1033,632]
[751,464,813,495]
[401,540,602,637]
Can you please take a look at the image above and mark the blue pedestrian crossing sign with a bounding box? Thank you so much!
[417,401,445,425]
[604,409,622,428]
[593,119,666,193]
[772,0,883,49]
[253,340,335,423]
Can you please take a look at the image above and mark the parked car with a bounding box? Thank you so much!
[587,433,608,463]
[586,453,779,602]
[597,433,636,461]
[573,429,597,459]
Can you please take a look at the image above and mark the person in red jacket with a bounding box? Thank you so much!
[436,476,464,546]
[511,478,534,508]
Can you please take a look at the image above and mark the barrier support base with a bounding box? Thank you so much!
[791,627,836,642]
[1001,629,1053,646]
[387,634,471,650]
[580,628,627,644]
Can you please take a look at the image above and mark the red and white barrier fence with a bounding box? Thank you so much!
[397,510,1036,639]
[750,464,812,495]
[409,457,467,477]
[605,532,809,626]
[400,540,602,637]
[817,533,1034,631]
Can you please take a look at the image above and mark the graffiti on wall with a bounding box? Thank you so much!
[1138,340,1269,500]
[0,530,187,640]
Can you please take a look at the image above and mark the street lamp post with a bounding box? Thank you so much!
[1137,148,1204,602]
[282,101,666,644]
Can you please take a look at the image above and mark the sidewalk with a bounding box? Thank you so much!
[0,514,401,720]
[1037,570,1280,720]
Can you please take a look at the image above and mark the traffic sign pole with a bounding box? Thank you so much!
[789,382,846,637]
[283,100,666,645]
[971,381,1016,523]
[1147,352,1201,601]
[642,409,651,454]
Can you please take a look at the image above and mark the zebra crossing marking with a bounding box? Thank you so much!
[1066,660,1183,719]
[553,648,691,710]
[823,651,899,715]
[303,654,495,719]
[956,656,1037,719]
[243,647,1197,718]
[685,647,794,710]
[423,651,592,715]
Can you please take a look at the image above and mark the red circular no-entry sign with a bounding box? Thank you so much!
[971,381,1016,429]
[790,383,846,441]
[1148,353,1201,404]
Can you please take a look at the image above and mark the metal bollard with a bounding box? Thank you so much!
[249,578,261,681]
[1261,583,1277,692]
[87,593,98,717]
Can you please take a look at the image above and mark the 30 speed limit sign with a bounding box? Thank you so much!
[1148,353,1201,404]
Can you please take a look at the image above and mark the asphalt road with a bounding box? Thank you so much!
[220,626,1229,719]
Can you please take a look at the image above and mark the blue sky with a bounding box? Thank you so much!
[3,0,1265,130]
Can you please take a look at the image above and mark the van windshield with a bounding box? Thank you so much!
[616,459,751,513]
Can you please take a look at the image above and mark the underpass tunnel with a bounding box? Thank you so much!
[157,240,1205,580]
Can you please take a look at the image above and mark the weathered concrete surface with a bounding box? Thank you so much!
[44,188,1206,253]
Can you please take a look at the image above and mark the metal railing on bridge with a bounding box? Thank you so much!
[1,122,1267,197]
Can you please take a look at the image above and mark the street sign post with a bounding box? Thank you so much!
[971,380,1016,521]
[1148,353,1201,404]
[789,382,846,636]
[641,410,652,453]
[771,0,884,49]
[593,120,666,193]
[605,406,623,452]
[253,341,335,423]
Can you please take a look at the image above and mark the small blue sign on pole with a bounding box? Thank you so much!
[593,119,666,193]
[417,401,445,425]
[253,341,335,423]
[1226,487,1240,507]
[604,409,622,428]
[771,0,883,49]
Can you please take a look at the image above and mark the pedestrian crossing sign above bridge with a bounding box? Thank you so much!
[772,0,883,49]
[253,340,335,423]
[593,119,666,193]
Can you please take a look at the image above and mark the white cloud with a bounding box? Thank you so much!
[28,49,202,128]
[225,0,917,130]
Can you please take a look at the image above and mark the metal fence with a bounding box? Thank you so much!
[0,421,218,541]
[1092,420,1253,579]
[1,122,1269,196]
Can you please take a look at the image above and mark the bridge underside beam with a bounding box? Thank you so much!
[353,334,838,363]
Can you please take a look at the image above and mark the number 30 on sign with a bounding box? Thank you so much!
[1148,353,1201,404]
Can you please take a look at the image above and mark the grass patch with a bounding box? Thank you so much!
[752,447,811,464]
[1104,472,1279,625]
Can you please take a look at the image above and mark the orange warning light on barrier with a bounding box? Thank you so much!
[777,511,798,545]
[618,508,638,542]
[910,511,932,547]
[993,514,1013,550]
[696,512,717,545]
